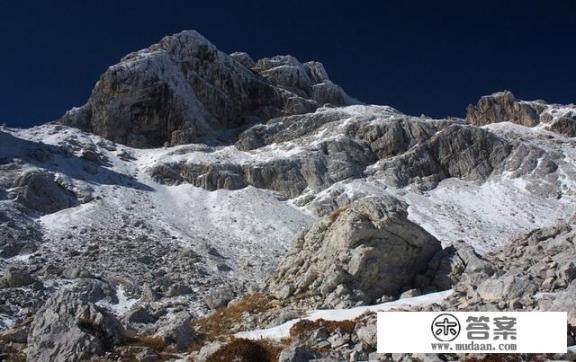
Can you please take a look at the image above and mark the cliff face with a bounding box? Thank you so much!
[59,31,356,148]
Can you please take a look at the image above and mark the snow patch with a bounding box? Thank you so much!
[237,290,452,340]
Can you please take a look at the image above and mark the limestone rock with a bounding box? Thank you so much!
[4,268,36,288]
[153,311,197,351]
[466,91,543,127]
[60,30,355,147]
[11,170,78,214]
[370,124,513,190]
[268,196,442,307]
[27,279,125,362]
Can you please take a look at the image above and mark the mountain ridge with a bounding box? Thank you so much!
[0,30,575,361]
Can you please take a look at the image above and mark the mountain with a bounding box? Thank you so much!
[1,30,575,361]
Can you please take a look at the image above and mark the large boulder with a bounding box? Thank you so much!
[27,279,126,362]
[268,196,442,307]
[59,30,355,147]
[11,170,78,214]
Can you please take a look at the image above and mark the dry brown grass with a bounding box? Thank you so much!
[329,205,350,223]
[206,338,282,362]
[129,335,166,351]
[289,318,356,338]
[194,293,277,342]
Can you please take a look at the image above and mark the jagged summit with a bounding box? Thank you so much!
[59,30,357,148]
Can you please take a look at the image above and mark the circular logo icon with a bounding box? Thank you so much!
[431,313,461,342]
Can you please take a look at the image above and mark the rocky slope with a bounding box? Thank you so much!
[0,30,575,361]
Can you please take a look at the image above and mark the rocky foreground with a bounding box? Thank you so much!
[1,31,576,361]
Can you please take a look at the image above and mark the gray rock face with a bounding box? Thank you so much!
[278,345,321,362]
[60,30,355,147]
[152,107,553,199]
[11,170,78,214]
[153,311,197,351]
[438,218,576,319]
[417,240,495,292]
[545,110,576,137]
[4,268,36,288]
[204,286,235,310]
[370,124,513,190]
[27,279,125,362]
[268,196,442,307]
[151,136,375,198]
[466,91,544,127]
[0,201,42,257]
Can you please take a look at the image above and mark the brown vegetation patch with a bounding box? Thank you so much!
[194,293,277,342]
[206,338,282,362]
[329,205,350,223]
[289,318,356,338]
[129,335,166,351]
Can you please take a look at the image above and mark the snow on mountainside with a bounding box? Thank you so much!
[1,30,576,361]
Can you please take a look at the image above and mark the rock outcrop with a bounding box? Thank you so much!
[152,112,556,196]
[466,91,544,127]
[435,217,576,321]
[10,170,78,214]
[369,124,514,190]
[466,90,576,138]
[59,30,356,147]
[268,196,442,307]
[0,201,42,257]
[27,279,126,362]
[541,107,576,137]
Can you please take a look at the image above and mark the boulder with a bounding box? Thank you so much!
[278,345,321,362]
[204,286,235,310]
[27,279,126,362]
[154,311,197,351]
[418,240,495,291]
[268,196,442,307]
[4,268,35,288]
[11,170,78,214]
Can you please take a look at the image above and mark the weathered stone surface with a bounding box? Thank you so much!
[278,345,321,362]
[0,201,41,257]
[11,170,78,214]
[370,124,513,190]
[547,112,576,137]
[123,306,156,324]
[205,286,235,310]
[27,279,125,362]
[466,91,543,127]
[60,30,355,147]
[268,196,442,307]
[4,268,36,288]
[153,311,197,351]
[417,240,495,292]
[151,136,374,198]
[153,108,551,198]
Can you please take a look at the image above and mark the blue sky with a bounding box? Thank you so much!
[1,0,575,127]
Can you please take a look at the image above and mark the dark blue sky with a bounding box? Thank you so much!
[1,0,575,127]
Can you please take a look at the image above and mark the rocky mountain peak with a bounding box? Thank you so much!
[59,30,357,148]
